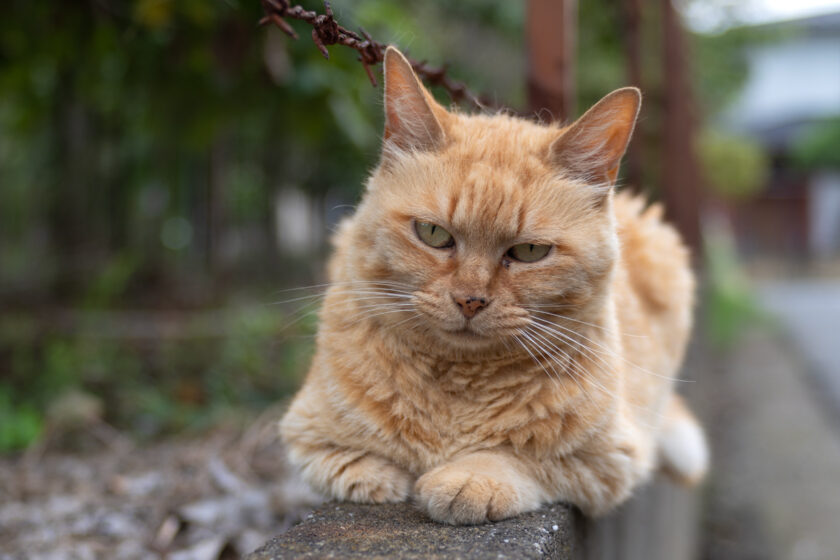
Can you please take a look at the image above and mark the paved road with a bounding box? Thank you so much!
[758,280,840,426]
[687,327,840,560]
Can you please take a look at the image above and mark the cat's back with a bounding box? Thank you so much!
[612,191,694,376]
[614,191,693,315]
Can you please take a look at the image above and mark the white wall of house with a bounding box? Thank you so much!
[810,172,840,257]
[721,14,840,260]
[725,32,840,133]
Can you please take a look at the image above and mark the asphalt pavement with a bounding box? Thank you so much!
[758,280,840,429]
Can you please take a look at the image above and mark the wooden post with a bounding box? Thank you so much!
[661,0,703,252]
[621,0,645,191]
[527,0,577,122]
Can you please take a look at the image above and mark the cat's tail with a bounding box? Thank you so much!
[657,394,709,486]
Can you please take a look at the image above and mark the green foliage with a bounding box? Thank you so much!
[0,0,371,299]
[0,0,525,303]
[791,118,840,170]
[84,253,142,308]
[699,129,769,200]
[0,306,315,448]
[576,0,627,110]
[690,28,751,118]
[0,389,43,452]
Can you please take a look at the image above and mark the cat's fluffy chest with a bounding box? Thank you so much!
[322,323,608,471]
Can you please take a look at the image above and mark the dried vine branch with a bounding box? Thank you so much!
[259,0,497,109]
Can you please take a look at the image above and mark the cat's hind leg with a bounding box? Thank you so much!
[657,394,709,486]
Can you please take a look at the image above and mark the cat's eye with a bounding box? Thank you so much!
[507,243,551,263]
[415,221,454,249]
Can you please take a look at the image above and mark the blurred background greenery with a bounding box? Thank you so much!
[1,0,837,452]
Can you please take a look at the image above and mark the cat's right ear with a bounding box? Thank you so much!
[383,46,446,153]
[548,87,641,187]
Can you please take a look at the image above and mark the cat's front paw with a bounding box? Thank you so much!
[414,465,525,525]
[331,454,413,504]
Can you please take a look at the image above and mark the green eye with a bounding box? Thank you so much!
[415,221,454,248]
[507,243,551,263]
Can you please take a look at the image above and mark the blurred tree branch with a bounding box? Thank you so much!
[259,0,498,109]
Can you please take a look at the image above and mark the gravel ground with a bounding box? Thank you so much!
[0,407,322,560]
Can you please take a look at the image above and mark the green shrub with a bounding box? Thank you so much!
[0,305,315,450]
[699,129,769,201]
[0,389,43,452]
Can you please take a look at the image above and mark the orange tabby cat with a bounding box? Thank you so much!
[279,47,707,525]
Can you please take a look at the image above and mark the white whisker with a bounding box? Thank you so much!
[524,326,618,405]
[512,334,560,386]
[524,307,649,339]
[342,307,415,323]
[528,315,689,383]
[271,279,414,295]
[515,331,583,414]
[525,325,622,405]
[518,330,563,385]
[525,322,669,427]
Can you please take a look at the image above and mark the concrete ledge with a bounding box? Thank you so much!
[246,479,697,559]
[247,502,576,559]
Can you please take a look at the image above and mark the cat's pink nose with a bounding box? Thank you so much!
[453,295,490,319]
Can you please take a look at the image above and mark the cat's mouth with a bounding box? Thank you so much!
[448,327,486,339]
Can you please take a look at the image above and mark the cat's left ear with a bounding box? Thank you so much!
[549,87,641,186]
[382,46,447,153]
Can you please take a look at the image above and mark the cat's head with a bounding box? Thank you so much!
[344,47,640,352]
